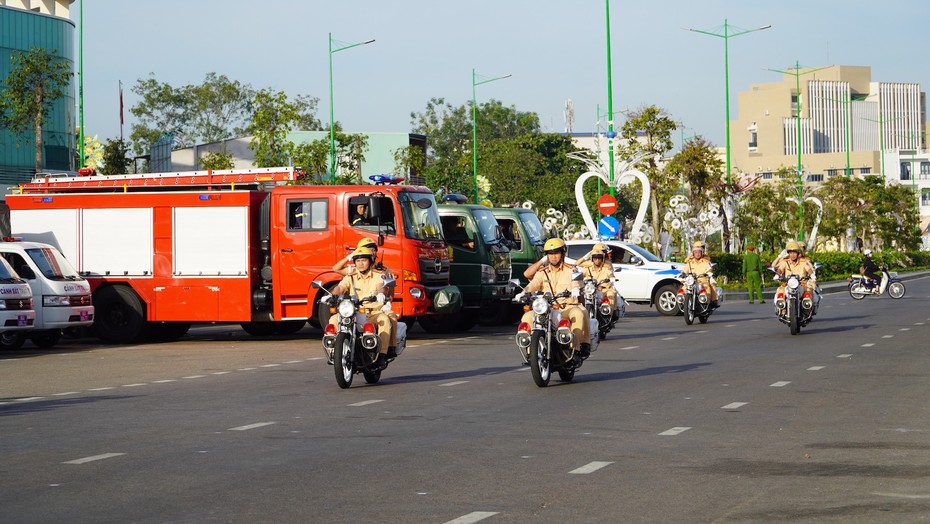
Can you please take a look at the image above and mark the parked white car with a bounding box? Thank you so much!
[565,240,682,316]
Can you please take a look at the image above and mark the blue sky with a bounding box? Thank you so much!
[76,0,928,150]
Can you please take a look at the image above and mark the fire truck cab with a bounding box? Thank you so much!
[7,168,454,343]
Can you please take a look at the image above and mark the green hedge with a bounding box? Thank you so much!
[706,250,930,287]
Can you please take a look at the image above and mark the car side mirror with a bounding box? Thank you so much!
[629,255,643,266]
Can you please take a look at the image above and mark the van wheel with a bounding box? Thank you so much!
[30,330,62,349]
[0,332,25,350]
[93,286,148,344]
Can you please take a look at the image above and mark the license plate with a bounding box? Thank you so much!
[17,315,28,326]
[80,311,89,321]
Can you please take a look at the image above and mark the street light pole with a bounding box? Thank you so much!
[767,61,830,241]
[688,20,771,186]
[605,0,616,196]
[328,33,374,184]
[472,69,511,204]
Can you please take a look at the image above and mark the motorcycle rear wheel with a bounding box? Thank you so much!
[848,284,866,300]
[888,281,905,299]
[529,331,551,387]
[333,333,355,389]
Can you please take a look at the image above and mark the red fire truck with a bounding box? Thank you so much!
[6,167,455,343]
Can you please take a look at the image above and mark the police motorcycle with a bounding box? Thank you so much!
[848,265,905,300]
[770,264,820,335]
[581,271,622,340]
[676,266,717,325]
[511,273,599,388]
[312,278,407,389]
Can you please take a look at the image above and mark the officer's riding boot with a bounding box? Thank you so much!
[579,343,591,359]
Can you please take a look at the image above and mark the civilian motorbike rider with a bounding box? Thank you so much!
[578,243,619,315]
[683,241,719,308]
[323,246,397,364]
[861,248,881,289]
[515,237,591,359]
[772,240,819,314]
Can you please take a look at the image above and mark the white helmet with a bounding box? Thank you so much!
[863,248,872,256]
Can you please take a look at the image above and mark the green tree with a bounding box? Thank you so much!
[199,150,235,170]
[733,174,794,251]
[99,138,132,175]
[615,105,677,251]
[392,144,426,181]
[0,47,72,173]
[248,88,302,167]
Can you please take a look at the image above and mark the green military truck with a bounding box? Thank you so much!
[486,207,546,324]
[417,203,512,333]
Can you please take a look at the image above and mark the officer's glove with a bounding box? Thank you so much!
[514,292,526,302]
[380,302,393,314]
[580,251,592,262]
[538,256,549,266]
[346,252,355,262]
[321,294,334,305]
[571,288,580,298]
[376,293,386,304]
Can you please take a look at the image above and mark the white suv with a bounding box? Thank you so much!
[565,240,682,316]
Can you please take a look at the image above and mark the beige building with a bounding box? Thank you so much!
[730,65,925,184]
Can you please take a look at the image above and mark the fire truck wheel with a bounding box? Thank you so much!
[240,322,278,336]
[0,332,25,350]
[148,322,192,342]
[274,320,307,335]
[30,330,62,349]
[93,285,148,344]
[399,316,416,330]
[416,314,455,334]
[455,309,479,331]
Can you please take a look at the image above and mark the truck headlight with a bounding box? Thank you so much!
[43,295,72,307]
[480,264,495,284]
[409,287,423,299]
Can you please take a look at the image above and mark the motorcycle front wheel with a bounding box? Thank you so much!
[684,294,695,325]
[789,301,800,335]
[529,331,551,387]
[363,367,382,384]
[848,284,866,300]
[888,281,906,299]
[333,333,356,389]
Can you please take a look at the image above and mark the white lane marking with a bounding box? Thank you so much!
[837,354,853,359]
[122,383,146,387]
[882,335,894,339]
[569,461,614,474]
[15,396,44,402]
[89,387,114,391]
[661,337,677,341]
[439,380,469,387]
[915,322,925,326]
[444,512,499,524]
[211,371,230,375]
[53,391,80,396]
[873,492,930,500]
[0,401,7,405]
[238,367,257,371]
[808,366,825,371]
[307,357,323,361]
[349,400,384,407]
[694,330,708,333]
[63,453,125,464]
[861,343,875,348]
[725,324,736,328]
[260,364,280,368]
[152,379,176,384]
[659,427,691,436]
[770,381,791,387]
[228,422,276,431]
[721,402,748,410]
[283,360,302,364]
[183,375,206,379]
[620,345,639,350]
[750,319,761,322]
[900,328,911,332]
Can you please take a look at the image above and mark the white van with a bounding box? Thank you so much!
[0,255,35,340]
[0,240,93,349]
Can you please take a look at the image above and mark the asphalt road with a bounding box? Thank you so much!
[2,278,930,523]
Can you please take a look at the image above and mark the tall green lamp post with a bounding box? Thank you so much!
[471,69,511,203]
[767,61,829,241]
[688,20,770,186]
[329,33,374,184]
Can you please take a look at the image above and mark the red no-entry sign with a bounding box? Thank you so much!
[597,194,618,215]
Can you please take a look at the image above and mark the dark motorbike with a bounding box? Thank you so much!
[848,265,905,300]
[676,271,716,325]
[582,276,620,340]
[313,279,404,389]
[513,279,591,387]
[772,271,815,335]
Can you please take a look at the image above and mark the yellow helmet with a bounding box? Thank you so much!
[543,238,566,253]
[357,237,377,249]
[692,241,706,251]
[785,241,801,252]
[592,243,609,256]
[352,246,376,260]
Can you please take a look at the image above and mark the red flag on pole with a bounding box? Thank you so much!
[119,81,124,125]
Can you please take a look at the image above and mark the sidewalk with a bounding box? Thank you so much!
[722,269,930,302]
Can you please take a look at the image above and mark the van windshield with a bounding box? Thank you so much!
[518,212,545,246]
[472,209,503,244]
[0,258,18,280]
[399,192,444,241]
[26,247,82,280]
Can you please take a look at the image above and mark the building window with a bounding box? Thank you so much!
[826,169,837,177]
[807,174,824,182]
[748,131,758,149]
[921,162,930,175]
[901,162,912,181]
[860,167,871,175]
[762,172,773,179]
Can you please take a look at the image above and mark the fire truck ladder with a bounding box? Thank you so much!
[17,167,303,194]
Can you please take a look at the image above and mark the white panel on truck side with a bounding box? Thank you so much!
[10,209,81,267]
[82,208,153,276]
[173,206,248,276]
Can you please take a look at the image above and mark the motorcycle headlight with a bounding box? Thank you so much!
[584,282,597,295]
[787,277,800,290]
[337,300,356,318]
[685,275,696,287]
[532,297,549,315]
